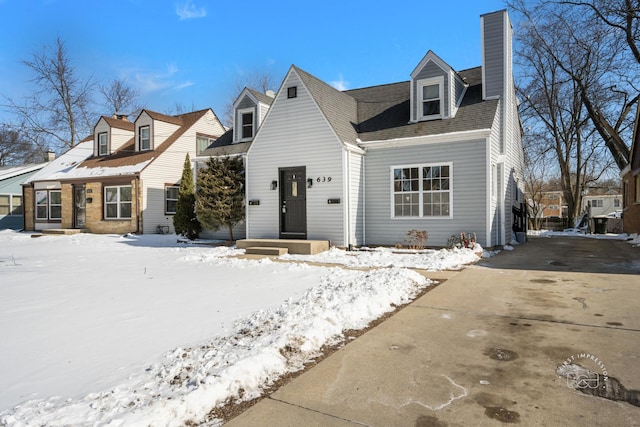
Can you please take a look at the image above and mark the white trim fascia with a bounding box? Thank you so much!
[343,149,350,248]
[359,128,492,150]
[485,136,492,248]
[290,68,353,154]
[410,51,454,79]
[232,88,259,110]
[481,14,487,101]
[244,154,251,238]
[344,142,365,154]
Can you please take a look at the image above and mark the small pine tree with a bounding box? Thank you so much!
[173,154,201,240]
[196,156,245,241]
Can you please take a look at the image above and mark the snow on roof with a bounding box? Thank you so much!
[24,140,94,183]
[0,162,49,181]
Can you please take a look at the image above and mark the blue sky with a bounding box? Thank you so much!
[0,0,507,121]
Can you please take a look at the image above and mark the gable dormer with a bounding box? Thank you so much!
[232,88,274,143]
[93,115,134,156]
[409,51,467,123]
[133,110,182,152]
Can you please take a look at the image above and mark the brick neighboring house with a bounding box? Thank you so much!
[621,103,640,234]
[23,109,225,234]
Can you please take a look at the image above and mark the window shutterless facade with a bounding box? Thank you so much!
[417,77,444,120]
[0,195,20,215]
[98,132,108,155]
[35,190,61,220]
[104,185,132,219]
[139,125,151,151]
[241,111,253,139]
[391,163,452,218]
[165,186,179,214]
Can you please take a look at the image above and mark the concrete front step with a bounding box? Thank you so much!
[41,229,87,235]
[245,246,289,256]
[236,239,329,255]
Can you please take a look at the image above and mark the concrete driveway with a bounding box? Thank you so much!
[225,236,640,426]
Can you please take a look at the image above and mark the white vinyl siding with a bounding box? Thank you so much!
[247,70,346,245]
[140,110,223,235]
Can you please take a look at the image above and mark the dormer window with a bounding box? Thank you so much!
[239,109,254,140]
[418,77,444,120]
[98,132,108,156]
[139,125,151,150]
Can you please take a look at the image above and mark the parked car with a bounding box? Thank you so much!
[606,210,622,218]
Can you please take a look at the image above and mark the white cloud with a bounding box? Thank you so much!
[330,75,349,91]
[175,0,206,20]
[128,63,191,94]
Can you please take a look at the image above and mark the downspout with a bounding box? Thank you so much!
[344,149,351,249]
[362,154,366,246]
[136,175,141,234]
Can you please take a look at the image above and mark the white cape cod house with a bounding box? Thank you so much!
[244,9,524,248]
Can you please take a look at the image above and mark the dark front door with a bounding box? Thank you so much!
[74,185,86,228]
[279,167,307,239]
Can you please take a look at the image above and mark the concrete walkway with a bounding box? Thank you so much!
[225,236,640,426]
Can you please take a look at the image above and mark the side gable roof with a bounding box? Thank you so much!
[348,67,498,142]
[24,136,94,183]
[292,65,359,147]
[0,162,49,181]
[70,109,210,177]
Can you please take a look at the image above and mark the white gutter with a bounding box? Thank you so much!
[358,128,492,150]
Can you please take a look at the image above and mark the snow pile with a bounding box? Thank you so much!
[0,231,446,426]
[280,245,482,270]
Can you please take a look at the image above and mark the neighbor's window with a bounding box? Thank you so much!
[0,195,9,215]
[139,125,151,151]
[590,199,603,208]
[165,186,179,214]
[392,164,451,217]
[35,190,61,220]
[98,132,108,156]
[11,195,22,215]
[196,135,215,155]
[614,198,620,208]
[104,185,132,219]
[418,77,443,120]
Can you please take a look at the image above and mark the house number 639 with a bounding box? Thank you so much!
[316,177,332,183]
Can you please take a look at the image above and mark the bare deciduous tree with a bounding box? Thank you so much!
[2,37,94,152]
[514,4,615,224]
[0,124,46,166]
[222,70,277,128]
[98,78,142,119]
[510,0,640,170]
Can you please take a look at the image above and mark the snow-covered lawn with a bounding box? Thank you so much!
[0,231,481,426]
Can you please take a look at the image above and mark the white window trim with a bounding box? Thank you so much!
[236,108,255,142]
[390,162,453,219]
[98,132,109,156]
[104,185,132,219]
[417,76,444,121]
[139,125,151,151]
[165,185,179,215]
[35,190,61,221]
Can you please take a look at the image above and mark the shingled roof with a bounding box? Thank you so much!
[70,109,211,177]
[198,129,253,157]
[290,65,497,146]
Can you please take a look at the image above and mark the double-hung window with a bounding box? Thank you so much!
[418,77,443,120]
[139,125,151,151]
[0,195,21,216]
[392,163,452,218]
[165,186,179,215]
[104,185,132,219]
[238,109,254,140]
[98,132,108,156]
[35,190,61,220]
